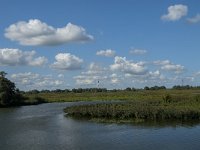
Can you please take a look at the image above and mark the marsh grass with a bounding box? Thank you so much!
[25,89,200,120]
[24,89,200,102]
[64,92,200,121]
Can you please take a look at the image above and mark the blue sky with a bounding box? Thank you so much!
[1,0,200,90]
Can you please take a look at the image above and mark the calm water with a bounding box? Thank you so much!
[1,102,200,150]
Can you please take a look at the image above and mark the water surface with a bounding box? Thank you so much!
[0,102,200,150]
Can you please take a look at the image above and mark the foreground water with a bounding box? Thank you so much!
[0,102,200,150]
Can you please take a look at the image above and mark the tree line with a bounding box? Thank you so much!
[25,85,200,94]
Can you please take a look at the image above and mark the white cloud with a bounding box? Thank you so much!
[82,62,106,75]
[29,56,48,66]
[161,4,188,21]
[11,72,65,90]
[130,49,147,55]
[161,64,185,73]
[58,74,64,78]
[74,75,98,85]
[5,19,94,46]
[110,73,121,84]
[194,71,200,77]
[50,53,83,70]
[125,70,166,84]
[74,63,108,86]
[0,48,47,66]
[153,60,171,65]
[148,70,165,80]
[110,56,147,75]
[148,70,160,78]
[74,63,124,86]
[154,60,185,74]
[111,78,120,84]
[187,14,200,23]
[110,73,118,78]
[96,49,116,57]
[11,72,39,81]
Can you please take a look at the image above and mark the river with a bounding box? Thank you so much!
[0,102,200,150]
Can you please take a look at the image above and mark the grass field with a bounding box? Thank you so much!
[24,89,200,103]
[60,89,200,122]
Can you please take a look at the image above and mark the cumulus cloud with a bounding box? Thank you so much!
[110,56,148,75]
[161,4,188,21]
[153,60,171,65]
[161,64,185,73]
[123,69,168,88]
[50,53,83,70]
[148,70,165,81]
[130,49,147,55]
[5,19,94,46]
[96,49,116,57]
[11,72,64,90]
[194,71,200,77]
[73,58,186,88]
[111,78,120,84]
[74,75,99,86]
[0,48,47,66]
[74,62,125,86]
[74,63,108,86]
[58,74,64,78]
[109,73,121,84]
[187,14,200,23]
[154,60,185,74]
[82,62,106,75]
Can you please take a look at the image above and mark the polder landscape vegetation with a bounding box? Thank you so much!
[1,71,200,123]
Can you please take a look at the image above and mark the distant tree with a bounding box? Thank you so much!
[150,86,158,90]
[172,85,192,90]
[131,87,136,91]
[64,89,70,93]
[54,89,63,93]
[144,86,150,90]
[160,86,166,90]
[125,87,132,91]
[145,86,166,90]
[0,71,23,106]
[112,89,117,92]
[27,89,40,94]
[41,90,50,93]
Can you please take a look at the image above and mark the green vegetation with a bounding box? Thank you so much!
[64,92,200,122]
[0,71,46,107]
[23,85,200,103]
[0,71,24,107]
[24,88,200,103]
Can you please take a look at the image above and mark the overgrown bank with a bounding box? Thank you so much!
[64,94,200,122]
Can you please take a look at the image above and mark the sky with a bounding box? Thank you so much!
[0,0,200,90]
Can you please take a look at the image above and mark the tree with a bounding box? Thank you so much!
[0,71,23,106]
[125,87,132,91]
[0,71,7,78]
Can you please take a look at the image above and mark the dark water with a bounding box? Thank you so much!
[1,102,200,150]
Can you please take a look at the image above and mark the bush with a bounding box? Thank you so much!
[162,94,172,103]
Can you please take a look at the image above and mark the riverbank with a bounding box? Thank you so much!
[64,90,200,121]
[0,96,47,108]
